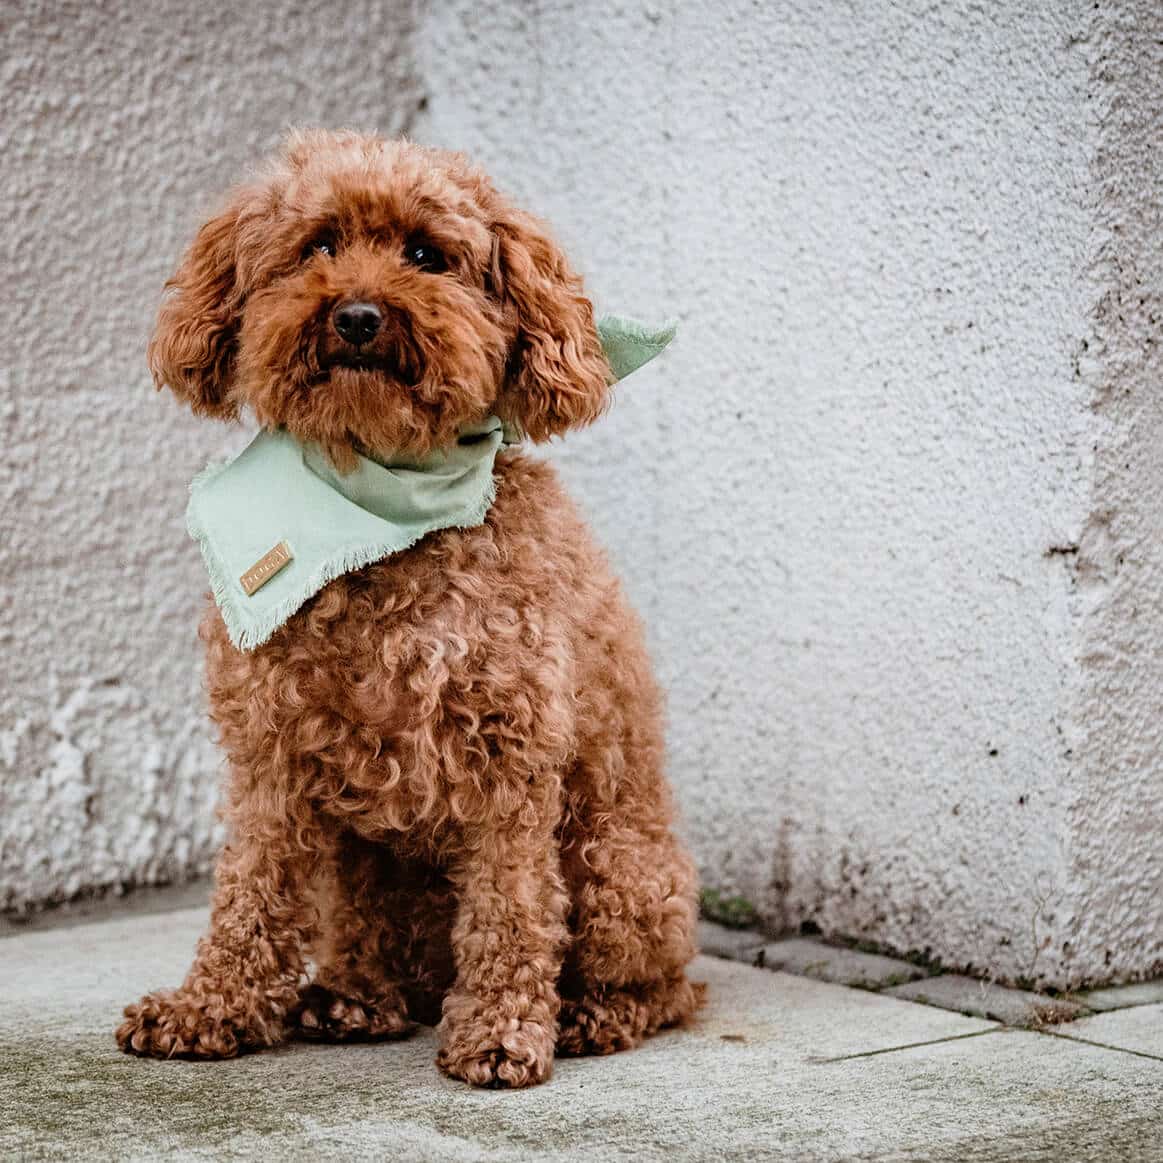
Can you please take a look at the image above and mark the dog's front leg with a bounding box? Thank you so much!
[116,784,319,1060]
[437,810,569,1088]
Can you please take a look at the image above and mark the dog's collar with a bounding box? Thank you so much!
[186,315,674,652]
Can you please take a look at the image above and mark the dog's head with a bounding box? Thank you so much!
[150,130,612,465]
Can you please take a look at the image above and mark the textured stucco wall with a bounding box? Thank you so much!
[3,0,1158,987]
[0,0,421,910]
[421,0,1160,986]
[1063,10,1163,982]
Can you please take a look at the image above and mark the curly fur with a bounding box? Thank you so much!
[118,130,702,1088]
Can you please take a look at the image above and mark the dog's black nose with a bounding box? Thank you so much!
[333,301,382,346]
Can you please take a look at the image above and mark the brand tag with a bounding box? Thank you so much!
[240,541,293,596]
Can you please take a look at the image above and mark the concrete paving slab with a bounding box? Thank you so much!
[0,908,991,1063]
[761,937,926,989]
[1,908,1159,1161]
[1073,981,1163,1012]
[697,920,765,965]
[804,1028,1163,1162]
[884,974,1090,1027]
[1051,1004,1163,1060]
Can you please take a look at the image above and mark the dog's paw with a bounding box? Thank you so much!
[558,976,706,1057]
[290,983,415,1043]
[437,1009,556,1089]
[556,991,646,1057]
[116,990,264,1060]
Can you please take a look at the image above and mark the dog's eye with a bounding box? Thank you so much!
[302,235,336,262]
[404,238,447,274]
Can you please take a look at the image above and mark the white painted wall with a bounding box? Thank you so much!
[421,0,1161,986]
[2,0,1158,987]
[1060,9,1163,985]
[0,1,421,911]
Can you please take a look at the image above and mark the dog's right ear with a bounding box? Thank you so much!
[148,195,249,419]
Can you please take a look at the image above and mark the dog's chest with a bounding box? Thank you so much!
[204,526,575,833]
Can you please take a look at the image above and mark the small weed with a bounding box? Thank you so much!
[699,887,759,930]
[880,972,915,989]
[1024,1001,1084,1029]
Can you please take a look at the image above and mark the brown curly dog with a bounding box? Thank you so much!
[116,130,702,1088]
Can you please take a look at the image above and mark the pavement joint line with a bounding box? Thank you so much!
[703,927,1163,1026]
[814,1027,1001,1063]
[1036,1029,1163,1064]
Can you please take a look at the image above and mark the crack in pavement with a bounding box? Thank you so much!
[819,1025,1163,1066]
[813,1028,1001,1063]
[1035,1029,1163,1064]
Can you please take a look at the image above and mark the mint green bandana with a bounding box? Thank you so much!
[187,315,674,651]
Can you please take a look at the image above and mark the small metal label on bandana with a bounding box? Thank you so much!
[240,541,293,596]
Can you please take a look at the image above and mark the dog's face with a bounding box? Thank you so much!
[150,131,611,464]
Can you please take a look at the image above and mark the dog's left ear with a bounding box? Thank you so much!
[490,209,612,441]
